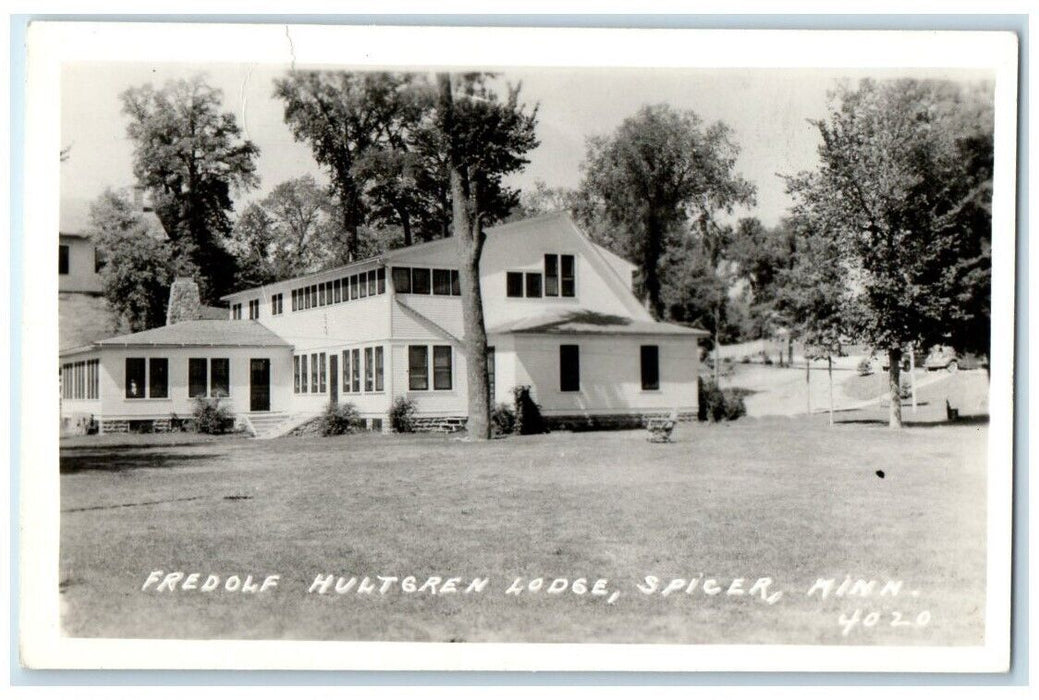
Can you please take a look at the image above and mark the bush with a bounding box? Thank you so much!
[512,385,547,435]
[857,358,874,376]
[491,402,517,437]
[320,402,363,436]
[192,397,235,434]
[697,379,746,423]
[390,395,418,433]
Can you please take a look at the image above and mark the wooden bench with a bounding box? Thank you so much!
[646,410,679,443]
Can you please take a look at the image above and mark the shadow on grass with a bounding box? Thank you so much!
[60,452,219,474]
[834,414,989,429]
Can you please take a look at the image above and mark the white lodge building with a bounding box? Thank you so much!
[59,213,707,435]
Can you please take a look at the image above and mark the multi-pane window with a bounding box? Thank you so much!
[377,267,386,294]
[359,272,368,298]
[291,289,298,311]
[342,350,350,392]
[542,254,576,297]
[560,344,580,392]
[408,345,453,391]
[408,346,429,391]
[300,354,308,393]
[211,358,230,396]
[393,267,460,296]
[318,352,327,393]
[640,345,660,391]
[231,303,243,320]
[310,353,319,393]
[248,299,260,319]
[271,293,283,315]
[350,275,359,300]
[368,270,377,296]
[351,349,361,393]
[61,360,100,400]
[334,279,342,303]
[364,347,374,392]
[189,357,231,397]
[293,356,302,393]
[433,346,453,390]
[59,245,69,275]
[124,358,169,399]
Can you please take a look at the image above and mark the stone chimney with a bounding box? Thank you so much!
[166,277,202,326]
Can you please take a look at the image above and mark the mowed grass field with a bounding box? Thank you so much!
[59,413,988,646]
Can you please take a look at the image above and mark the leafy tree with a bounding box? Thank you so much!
[228,175,340,287]
[120,76,259,302]
[507,179,578,220]
[786,78,993,427]
[88,189,179,331]
[436,72,539,440]
[273,71,423,257]
[579,104,755,319]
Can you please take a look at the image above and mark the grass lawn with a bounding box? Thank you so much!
[59,413,988,645]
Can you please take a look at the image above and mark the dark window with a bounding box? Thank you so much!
[368,270,377,296]
[364,347,374,392]
[149,358,169,399]
[300,354,308,393]
[392,267,411,294]
[342,350,350,392]
[377,267,386,294]
[310,285,318,307]
[125,358,146,398]
[351,349,361,393]
[359,272,368,298]
[561,255,576,297]
[211,358,230,397]
[249,299,260,319]
[640,345,660,390]
[292,290,298,311]
[451,270,461,296]
[433,346,453,390]
[408,345,429,390]
[334,279,342,303]
[59,245,69,275]
[525,272,543,298]
[271,294,282,315]
[374,346,384,392]
[487,346,496,400]
[311,353,319,393]
[506,271,524,297]
[87,359,99,399]
[560,345,580,392]
[294,356,301,393]
[319,352,327,393]
[189,358,208,398]
[319,283,326,306]
[94,246,106,273]
[350,275,359,300]
[412,268,431,294]
[304,288,312,310]
[544,254,559,296]
[432,269,452,295]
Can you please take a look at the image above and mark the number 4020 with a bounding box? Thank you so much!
[839,609,931,636]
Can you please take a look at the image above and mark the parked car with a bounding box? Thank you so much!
[924,345,988,372]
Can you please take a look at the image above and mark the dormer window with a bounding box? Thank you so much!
[525,272,543,298]
[544,254,576,297]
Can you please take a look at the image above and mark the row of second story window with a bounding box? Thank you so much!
[392,267,462,296]
[507,254,576,299]
[61,359,99,400]
[231,300,262,320]
[291,268,387,313]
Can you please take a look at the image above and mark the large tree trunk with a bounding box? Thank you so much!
[888,347,903,428]
[439,73,491,440]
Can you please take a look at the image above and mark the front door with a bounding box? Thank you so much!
[329,353,339,406]
[250,358,270,412]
